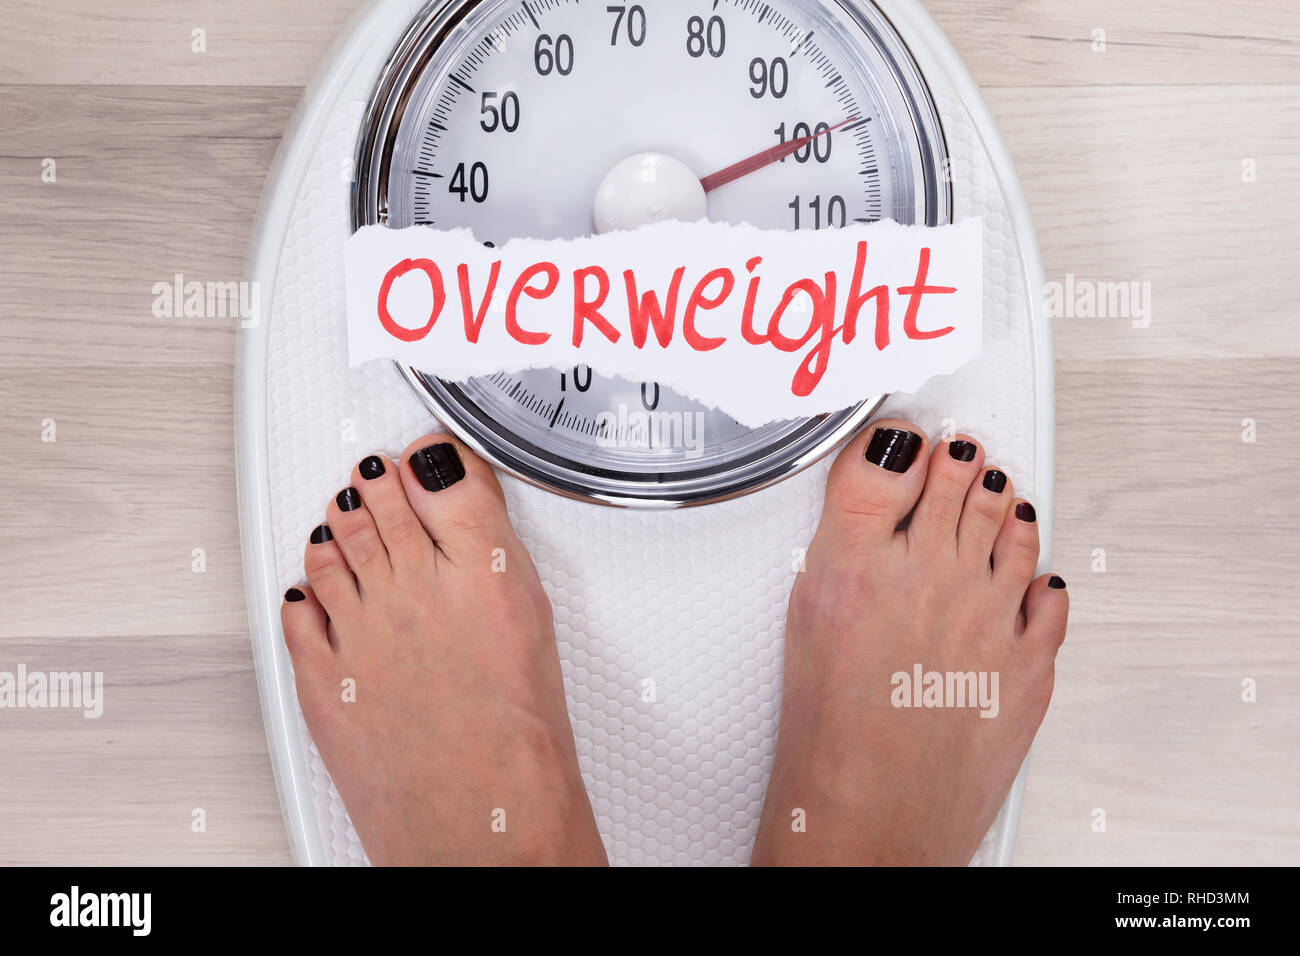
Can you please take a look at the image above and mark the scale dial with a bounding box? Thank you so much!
[355,0,950,506]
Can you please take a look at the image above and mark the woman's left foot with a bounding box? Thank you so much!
[280,435,607,866]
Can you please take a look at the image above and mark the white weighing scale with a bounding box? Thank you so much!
[238,0,1053,865]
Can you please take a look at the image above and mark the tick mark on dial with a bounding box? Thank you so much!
[521,1,539,30]
[449,74,475,94]
[548,398,566,429]
[791,30,816,55]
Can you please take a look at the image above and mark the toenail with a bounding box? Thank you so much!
[982,470,1007,494]
[285,588,306,603]
[865,428,923,473]
[359,456,386,480]
[949,440,977,462]
[310,525,333,545]
[1015,502,1036,522]
[1048,575,1067,590]
[337,487,362,512]
[410,442,466,491]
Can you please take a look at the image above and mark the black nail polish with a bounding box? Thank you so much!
[865,428,923,474]
[1048,575,1067,590]
[310,525,333,545]
[359,456,386,480]
[1015,502,1037,523]
[337,487,362,512]
[410,442,466,492]
[983,470,1007,494]
[949,440,977,462]
[285,588,306,603]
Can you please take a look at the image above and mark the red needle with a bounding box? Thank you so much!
[699,117,860,194]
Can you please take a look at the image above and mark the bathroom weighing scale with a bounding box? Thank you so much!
[238,0,1053,865]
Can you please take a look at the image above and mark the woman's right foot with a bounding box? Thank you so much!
[753,421,1069,865]
[280,435,607,866]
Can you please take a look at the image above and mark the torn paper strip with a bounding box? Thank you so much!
[345,218,983,428]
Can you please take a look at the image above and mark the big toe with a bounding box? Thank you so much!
[822,420,930,544]
[398,434,517,567]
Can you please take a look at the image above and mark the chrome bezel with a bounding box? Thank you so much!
[353,0,951,508]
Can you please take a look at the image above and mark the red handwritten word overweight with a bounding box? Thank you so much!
[375,241,957,398]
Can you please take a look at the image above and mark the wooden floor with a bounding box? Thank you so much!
[1,1,1297,865]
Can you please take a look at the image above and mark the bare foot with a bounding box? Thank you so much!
[752,421,1069,865]
[280,435,607,865]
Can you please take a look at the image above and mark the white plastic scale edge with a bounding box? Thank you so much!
[237,0,1053,866]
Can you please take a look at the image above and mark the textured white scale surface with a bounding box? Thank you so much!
[266,93,1034,866]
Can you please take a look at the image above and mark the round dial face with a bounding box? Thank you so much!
[356,0,949,506]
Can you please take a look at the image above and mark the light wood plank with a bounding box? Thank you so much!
[0,366,250,638]
[0,86,296,369]
[0,0,355,87]
[2,1,1298,88]
[0,635,291,864]
[4,83,1297,370]
[1018,623,1300,865]
[991,84,1300,362]
[928,0,1300,88]
[1050,358,1300,631]
[1014,357,1300,864]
